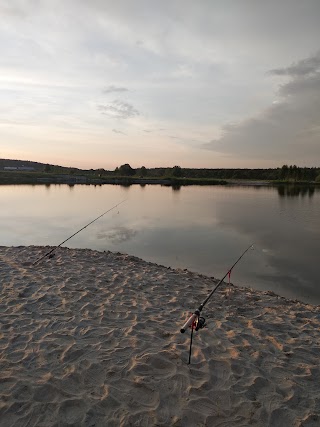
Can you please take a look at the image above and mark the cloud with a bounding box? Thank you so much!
[103,85,129,94]
[98,100,139,119]
[204,52,320,166]
[269,53,320,77]
[112,128,126,135]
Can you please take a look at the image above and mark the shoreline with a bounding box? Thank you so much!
[2,244,317,306]
[1,171,319,187]
[1,245,320,426]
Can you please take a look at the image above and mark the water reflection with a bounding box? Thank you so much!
[214,185,320,303]
[277,185,316,198]
[97,226,137,243]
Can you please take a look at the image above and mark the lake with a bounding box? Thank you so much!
[1,183,319,304]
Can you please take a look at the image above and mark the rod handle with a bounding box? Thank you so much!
[180,313,197,333]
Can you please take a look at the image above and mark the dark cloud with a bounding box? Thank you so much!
[0,2,32,18]
[270,52,320,76]
[98,100,139,119]
[112,129,126,135]
[103,85,129,94]
[204,52,320,165]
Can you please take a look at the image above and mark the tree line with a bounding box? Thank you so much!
[1,159,320,182]
[112,164,320,182]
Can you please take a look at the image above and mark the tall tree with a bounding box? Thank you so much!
[138,166,147,177]
[172,165,182,177]
[118,163,135,176]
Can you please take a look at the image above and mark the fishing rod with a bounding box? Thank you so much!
[180,243,254,364]
[33,199,127,265]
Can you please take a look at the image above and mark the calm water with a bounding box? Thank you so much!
[1,184,319,304]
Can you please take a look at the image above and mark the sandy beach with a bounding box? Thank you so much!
[1,245,320,426]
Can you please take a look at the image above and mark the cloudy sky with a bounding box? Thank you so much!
[1,0,320,169]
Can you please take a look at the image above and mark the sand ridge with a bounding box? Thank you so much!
[1,245,320,426]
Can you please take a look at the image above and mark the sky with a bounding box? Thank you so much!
[1,0,320,170]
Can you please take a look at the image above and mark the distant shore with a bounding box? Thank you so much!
[1,171,319,187]
[1,159,319,187]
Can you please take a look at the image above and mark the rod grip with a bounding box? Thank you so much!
[180,313,197,333]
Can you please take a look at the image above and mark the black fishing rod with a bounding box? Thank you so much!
[33,199,127,266]
[180,243,254,364]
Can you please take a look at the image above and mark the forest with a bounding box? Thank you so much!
[113,163,320,182]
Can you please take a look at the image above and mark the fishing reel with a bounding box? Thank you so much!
[184,314,207,365]
[193,316,206,331]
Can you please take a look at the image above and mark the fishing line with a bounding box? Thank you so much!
[32,199,127,266]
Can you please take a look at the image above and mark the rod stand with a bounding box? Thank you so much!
[188,323,195,364]
[187,315,206,365]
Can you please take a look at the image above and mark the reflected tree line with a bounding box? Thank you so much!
[170,184,318,197]
[42,181,318,197]
[277,185,317,198]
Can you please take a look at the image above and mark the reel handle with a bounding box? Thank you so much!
[180,310,200,333]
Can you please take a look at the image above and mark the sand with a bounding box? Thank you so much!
[1,245,320,426]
